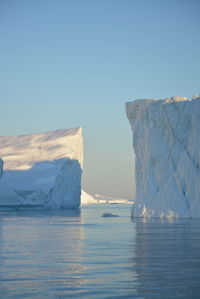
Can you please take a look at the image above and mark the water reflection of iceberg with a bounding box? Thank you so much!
[133,218,200,298]
[0,209,86,297]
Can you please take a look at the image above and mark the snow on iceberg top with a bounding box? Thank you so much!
[125,96,200,121]
[126,96,190,106]
[0,128,83,171]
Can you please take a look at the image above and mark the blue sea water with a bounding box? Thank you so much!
[0,204,200,298]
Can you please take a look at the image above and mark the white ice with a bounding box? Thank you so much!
[81,190,97,205]
[0,128,83,209]
[126,96,200,218]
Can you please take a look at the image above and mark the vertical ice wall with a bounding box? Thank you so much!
[0,158,3,178]
[126,96,200,218]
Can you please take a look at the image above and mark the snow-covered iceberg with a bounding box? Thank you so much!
[81,191,132,205]
[0,128,83,209]
[81,190,97,205]
[126,96,200,218]
[93,193,132,204]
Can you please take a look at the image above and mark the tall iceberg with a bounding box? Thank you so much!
[126,96,200,218]
[0,128,83,209]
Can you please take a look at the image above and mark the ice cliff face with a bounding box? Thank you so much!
[0,158,3,178]
[0,128,83,209]
[126,96,200,218]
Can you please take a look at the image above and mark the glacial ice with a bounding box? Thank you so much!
[81,190,97,205]
[0,158,3,178]
[126,96,200,218]
[81,191,132,205]
[93,193,132,204]
[0,128,83,209]
[101,212,119,217]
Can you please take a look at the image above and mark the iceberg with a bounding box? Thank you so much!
[93,193,132,204]
[81,191,132,205]
[0,158,3,178]
[101,212,119,217]
[0,128,83,209]
[126,96,200,218]
[81,190,97,205]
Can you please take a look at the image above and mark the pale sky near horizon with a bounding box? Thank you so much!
[0,0,200,200]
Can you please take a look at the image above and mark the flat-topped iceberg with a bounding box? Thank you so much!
[0,128,83,209]
[126,96,200,218]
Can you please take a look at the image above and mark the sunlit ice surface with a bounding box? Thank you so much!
[0,204,200,298]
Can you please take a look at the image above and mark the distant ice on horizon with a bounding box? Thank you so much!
[81,191,132,205]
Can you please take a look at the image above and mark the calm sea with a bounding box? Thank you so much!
[0,204,200,298]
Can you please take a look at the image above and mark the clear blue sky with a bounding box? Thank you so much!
[0,0,200,199]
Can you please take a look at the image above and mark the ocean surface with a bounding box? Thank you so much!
[0,204,200,298]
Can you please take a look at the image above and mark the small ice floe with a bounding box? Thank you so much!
[101,212,119,217]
